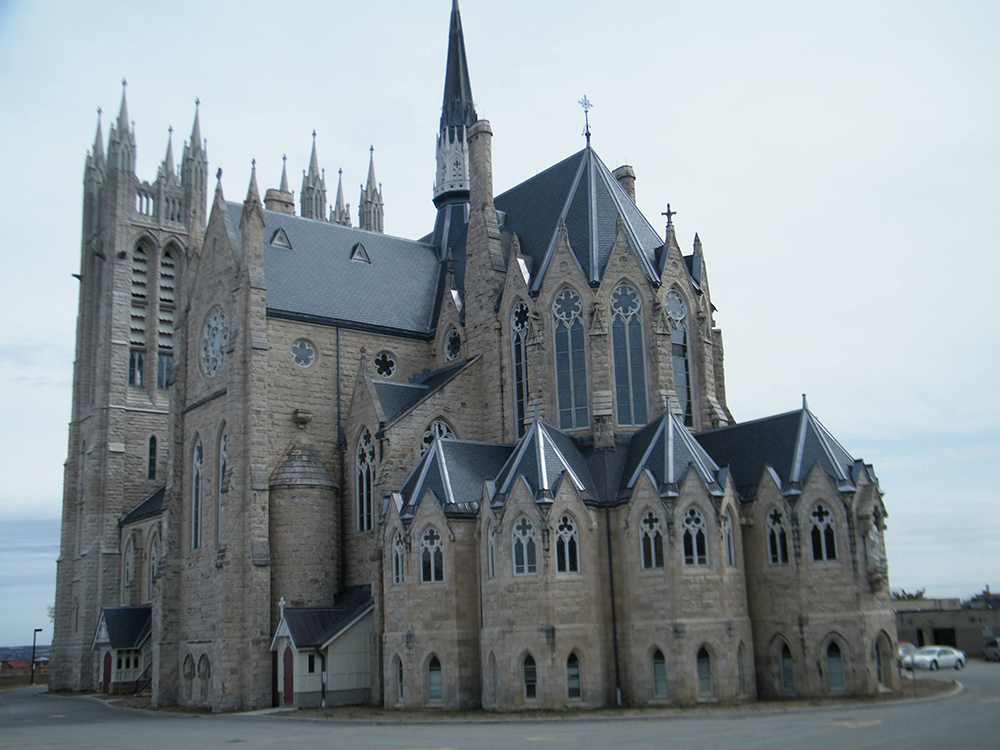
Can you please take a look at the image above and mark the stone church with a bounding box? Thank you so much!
[52,0,898,711]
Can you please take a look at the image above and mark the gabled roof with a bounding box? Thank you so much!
[620,409,723,500]
[272,586,373,651]
[372,359,472,424]
[494,147,664,292]
[493,418,598,504]
[93,606,152,650]
[695,402,858,500]
[225,203,444,338]
[119,485,165,527]
[398,438,513,518]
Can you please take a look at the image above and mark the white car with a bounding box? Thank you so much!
[903,646,966,671]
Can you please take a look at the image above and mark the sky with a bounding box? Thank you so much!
[0,0,997,646]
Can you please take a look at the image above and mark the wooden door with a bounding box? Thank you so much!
[282,647,294,705]
[103,651,112,693]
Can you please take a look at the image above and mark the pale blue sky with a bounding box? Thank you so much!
[0,0,997,645]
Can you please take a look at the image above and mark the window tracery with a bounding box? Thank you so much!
[610,282,647,426]
[511,301,530,437]
[291,339,316,367]
[640,511,664,569]
[552,288,588,429]
[392,532,405,585]
[192,438,203,549]
[555,514,579,573]
[512,516,537,575]
[767,508,790,564]
[356,428,375,531]
[810,504,837,561]
[444,328,462,362]
[682,507,708,566]
[421,419,455,455]
[421,527,444,583]
[665,288,693,426]
[374,350,396,378]
[722,512,736,567]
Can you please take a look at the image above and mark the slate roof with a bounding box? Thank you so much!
[399,438,513,517]
[695,404,858,500]
[494,419,598,504]
[225,203,444,338]
[494,147,664,292]
[620,410,724,500]
[96,606,152,650]
[372,359,472,424]
[270,443,335,488]
[119,485,165,527]
[277,586,373,650]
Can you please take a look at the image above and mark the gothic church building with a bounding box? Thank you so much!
[52,1,898,711]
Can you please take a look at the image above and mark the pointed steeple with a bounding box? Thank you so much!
[264,155,296,215]
[158,126,176,183]
[181,98,209,232]
[433,0,477,204]
[116,78,130,134]
[106,79,135,173]
[280,154,289,193]
[300,131,327,221]
[91,108,105,163]
[190,97,202,150]
[358,146,384,233]
[246,159,261,205]
[241,160,265,268]
[331,168,351,226]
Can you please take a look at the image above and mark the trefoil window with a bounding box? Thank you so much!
[682,507,708,566]
[810,504,837,561]
[356,428,375,531]
[555,515,579,573]
[640,511,665,569]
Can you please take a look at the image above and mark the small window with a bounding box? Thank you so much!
[421,419,455,455]
[147,436,157,481]
[156,353,172,389]
[722,513,736,568]
[827,643,845,690]
[374,350,396,378]
[640,511,664,569]
[421,527,444,583]
[653,649,667,697]
[810,504,837,561]
[428,656,442,701]
[308,654,315,674]
[523,655,537,700]
[511,300,531,437]
[356,428,375,532]
[444,328,462,362]
[396,657,404,702]
[697,648,712,696]
[512,516,537,575]
[737,643,747,694]
[555,515,579,573]
[567,653,581,699]
[192,438,203,549]
[487,522,497,579]
[780,643,795,692]
[351,241,371,263]
[291,339,316,367]
[271,227,292,249]
[682,507,708,567]
[129,350,145,387]
[392,533,405,585]
[767,509,789,565]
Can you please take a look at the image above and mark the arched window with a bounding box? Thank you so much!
[421,527,444,583]
[511,300,531,437]
[810,504,837,561]
[123,536,135,587]
[640,511,664,569]
[356,428,375,531]
[158,249,176,358]
[652,649,667,697]
[555,515,579,573]
[610,282,647,426]
[147,436,157,480]
[682,507,708,566]
[130,246,148,388]
[217,428,227,546]
[552,288,588,429]
[192,438,203,549]
[149,534,158,593]
[487,522,497,579]
[523,654,537,700]
[780,643,795,692]
[722,512,736,567]
[131,246,148,298]
[421,419,455,455]
[512,516,537,575]
[395,655,404,702]
[444,328,462,362]
[566,653,581,699]
[428,656,442,701]
[696,648,712,696]
[767,509,789,564]
[392,533,405,585]
[664,288,693,427]
[827,642,845,690]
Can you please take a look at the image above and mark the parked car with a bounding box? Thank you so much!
[897,642,916,667]
[902,646,966,671]
[983,638,1000,661]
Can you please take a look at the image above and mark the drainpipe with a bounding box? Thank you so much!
[320,652,327,708]
[605,506,622,706]
[337,327,346,591]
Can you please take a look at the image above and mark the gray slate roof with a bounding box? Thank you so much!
[97,606,152,650]
[494,419,598,504]
[399,438,513,517]
[372,359,472,424]
[119,485,165,527]
[279,586,373,649]
[226,203,444,338]
[270,443,336,488]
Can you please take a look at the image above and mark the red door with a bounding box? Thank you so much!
[283,647,294,705]
[103,651,112,694]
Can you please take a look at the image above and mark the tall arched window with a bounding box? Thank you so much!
[147,436,157,480]
[428,656,442,701]
[682,507,708,566]
[652,649,667,697]
[394,654,404,703]
[123,536,135,588]
[158,249,176,380]
[810,504,837,561]
[192,438,203,549]
[487,522,497,579]
[392,533,405,585]
[511,300,531,437]
[555,515,579,573]
[130,246,148,388]
[421,527,444,583]
[697,648,712,696]
[640,511,664,569]
[664,288,693,427]
[356,428,375,532]
[610,282,647,426]
[827,642,845,690]
[421,419,455,455]
[523,654,537,700]
[217,428,227,546]
[552,288,588,429]
[780,643,795,692]
[567,653,581,699]
[149,534,159,593]
[768,509,789,564]
[512,516,537,575]
[722,512,736,567]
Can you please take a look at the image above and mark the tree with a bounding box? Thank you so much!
[891,588,926,600]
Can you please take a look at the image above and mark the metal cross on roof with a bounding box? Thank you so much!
[662,203,677,226]
[578,95,593,146]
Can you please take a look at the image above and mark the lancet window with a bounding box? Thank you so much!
[682,507,708,566]
[512,516,537,575]
[640,511,664,569]
[610,282,647,426]
[552,288,588,429]
[810,504,837,561]
[555,514,579,573]
[665,288,693,427]
[511,300,530,437]
[356,428,375,531]
[768,509,790,564]
[421,527,444,583]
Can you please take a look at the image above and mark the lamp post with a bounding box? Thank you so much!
[30,628,42,685]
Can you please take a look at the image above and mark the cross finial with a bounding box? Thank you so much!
[312,129,317,139]
[370,144,374,155]
[121,77,127,88]
[168,125,173,136]
[97,106,102,117]
[216,167,222,181]
[195,97,200,108]
[282,154,287,164]
[251,158,256,169]
[662,203,677,226]
[579,95,593,146]
[338,167,343,176]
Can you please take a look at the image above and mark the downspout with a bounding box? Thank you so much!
[337,327,346,591]
[320,652,327,708]
[605,505,622,706]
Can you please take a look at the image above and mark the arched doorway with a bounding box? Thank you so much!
[103,651,112,693]
[283,647,294,705]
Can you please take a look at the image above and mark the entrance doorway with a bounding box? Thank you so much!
[283,647,294,705]
[103,651,112,693]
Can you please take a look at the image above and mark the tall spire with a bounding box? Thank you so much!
[440,0,477,131]
[331,168,351,226]
[107,79,135,173]
[280,154,289,193]
[116,78,130,134]
[300,130,327,221]
[190,97,202,150]
[181,98,208,230]
[159,126,175,181]
[92,107,105,162]
[308,130,320,176]
[358,146,384,233]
